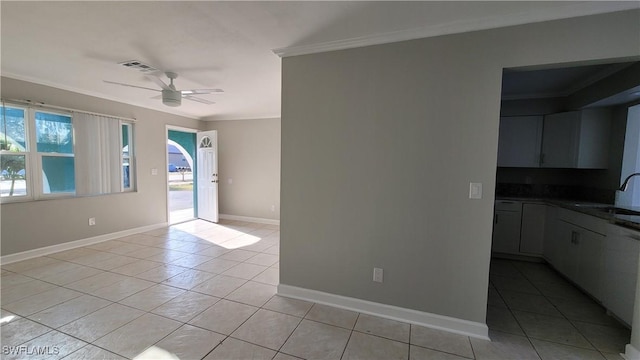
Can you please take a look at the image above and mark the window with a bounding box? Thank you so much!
[122,123,133,190]
[1,105,28,198]
[0,102,135,202]
[618,104,640,207]
[35,111,75,195]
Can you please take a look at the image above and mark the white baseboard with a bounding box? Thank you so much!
[277,284,490,340]
[623,344,640,360]
[219,213,280,226]
[0,222,168,265]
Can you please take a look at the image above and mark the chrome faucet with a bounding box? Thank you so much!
[619,173,640,191]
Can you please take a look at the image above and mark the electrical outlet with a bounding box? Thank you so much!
[88,217,96,226]
[373,268,383,283]
[271,205,276,212]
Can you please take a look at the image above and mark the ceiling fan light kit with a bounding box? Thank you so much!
[162,89,182,107]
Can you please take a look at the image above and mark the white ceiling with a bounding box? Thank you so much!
[1,1,637,121]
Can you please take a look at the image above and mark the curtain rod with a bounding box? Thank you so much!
[2,98,137,122]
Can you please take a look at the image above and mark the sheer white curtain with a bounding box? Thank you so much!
[74,113,121,195]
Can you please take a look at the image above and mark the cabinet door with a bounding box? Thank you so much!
[554,220,579,278]
[543,206,561,266]
[520,203,546,255]
[541,111,580,168]
[575,230,604,300]
[602,226,640,326]
[575,109,611,169]
[492,210,522,254]
[497,116,543,167]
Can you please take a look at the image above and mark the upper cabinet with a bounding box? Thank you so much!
[541,109,611,169]
[497,109,611,169]
[497,116,543,167]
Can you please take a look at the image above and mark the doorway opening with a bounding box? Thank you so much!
[167,129,196,224]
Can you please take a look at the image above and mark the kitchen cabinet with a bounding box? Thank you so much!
[602,224,640,326]
[492,200,546,256]
[497,116,543,167]
[545,208,607,300]
[492,201,522,254]
[574,228,605,300]
[520,203,546,255]
[544,205,561,266]
[541,109,611,169]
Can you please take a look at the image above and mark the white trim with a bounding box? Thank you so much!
[273,2,638,58]
[220,213,280,226]
[277,284,489,340]
[623,344,640,360]
[0,222,168,265]
[166,125,198,134]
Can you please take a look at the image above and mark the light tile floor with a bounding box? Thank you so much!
[0,220,632,359]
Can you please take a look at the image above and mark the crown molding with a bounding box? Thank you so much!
[273,2,639,58]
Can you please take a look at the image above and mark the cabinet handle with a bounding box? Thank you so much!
[495,214,498,225]
[571,231,580,245]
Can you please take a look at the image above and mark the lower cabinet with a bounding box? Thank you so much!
[549,213,606,300]
[540,205,640,326]
[602,224,640,326]
[492,207,522,254]
[574,228,605,300]
[544,206,561,266]
[520,203,546,255]
[492,200,546,256]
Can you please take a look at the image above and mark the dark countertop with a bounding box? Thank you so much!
[496,197,640,232]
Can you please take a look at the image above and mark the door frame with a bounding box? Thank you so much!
[165,125,198,224]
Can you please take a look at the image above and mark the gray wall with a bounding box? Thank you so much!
[204,118,281,221]
[1,77,201,255]
[280,10,640,323]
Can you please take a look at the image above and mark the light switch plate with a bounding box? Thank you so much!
[373,268,383,283]
[151,168,158,176]
[469,182,482,199]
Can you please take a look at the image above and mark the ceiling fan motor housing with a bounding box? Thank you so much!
[162,89,182,107]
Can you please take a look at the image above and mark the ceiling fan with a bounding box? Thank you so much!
[104,69,223,107]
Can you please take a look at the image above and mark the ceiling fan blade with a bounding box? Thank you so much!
[145,74,171,90]
[183,95,215,105]
[103,80,160,92]
[181,89,224,95]
[150,94,162,100]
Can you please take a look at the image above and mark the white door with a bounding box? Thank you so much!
[197,131,218,223]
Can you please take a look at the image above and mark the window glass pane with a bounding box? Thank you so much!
[36,112,73,153]
[0,106,26,151]
[1,154,27,197]
[42,156,75,193]
[122,124,129,148]
[122,124,131,189]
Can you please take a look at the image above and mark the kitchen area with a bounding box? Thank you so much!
[491,60,640,358]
